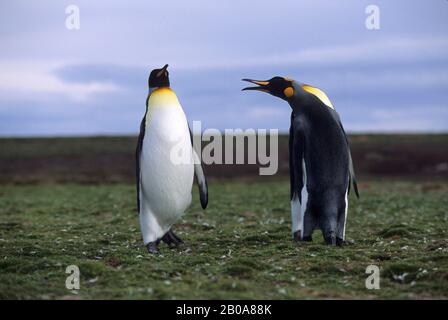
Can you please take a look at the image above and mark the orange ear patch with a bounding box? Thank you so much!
[284,87,294,98]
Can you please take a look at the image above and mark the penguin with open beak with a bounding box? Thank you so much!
[242,77,359,245]
[136,64,208,253]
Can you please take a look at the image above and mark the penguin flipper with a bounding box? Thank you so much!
[193,149,208,209]
[338,121,359,199]
[189,126,208,209]
[291,115,313,239]
[348,149,359,198]
[289,112,304,201]
[135,113,146,215]
[136,95,151,215]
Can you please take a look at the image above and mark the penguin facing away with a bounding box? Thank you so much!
[242,77,359,246]
[136,64,208,253]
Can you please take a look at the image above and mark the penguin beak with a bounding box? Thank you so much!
[241,79,270,93]
[157,64,169,77]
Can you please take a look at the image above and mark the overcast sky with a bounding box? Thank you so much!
[1,0,447,136]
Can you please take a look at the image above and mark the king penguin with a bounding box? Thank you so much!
[242,77,359,246]
[136,64,208,253]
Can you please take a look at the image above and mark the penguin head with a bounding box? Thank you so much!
[242,77,295,101]
[148,64,170,88]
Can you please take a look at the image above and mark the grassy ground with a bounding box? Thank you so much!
[0,180,447,299]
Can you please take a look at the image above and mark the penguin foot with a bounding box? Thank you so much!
[293,231,313,243]
[162,229,184,247]
[146,241,160,254]
[324,233,337,246]
[170,230,184,244]
[302,235,313,242]
[336,238,355,247]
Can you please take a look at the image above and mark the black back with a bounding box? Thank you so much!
[290,94,350,194]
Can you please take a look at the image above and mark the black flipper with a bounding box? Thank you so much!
[290,113,312,241]
[338,122,359,199]
[135,95,149,214]
[327,109,359,199]
[289,112,304,202]
[188,125,208,209]
[348,147,359,198]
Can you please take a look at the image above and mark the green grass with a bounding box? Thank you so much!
[0,181,447,299]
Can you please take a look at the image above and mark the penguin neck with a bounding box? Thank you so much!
[287,95,312,115]
[145,86,182,127]
[288,81,307,113]
[147,86,180,109]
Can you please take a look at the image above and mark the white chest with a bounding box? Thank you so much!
[140,93,194,220]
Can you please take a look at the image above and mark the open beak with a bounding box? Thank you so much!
[241,79,270,92]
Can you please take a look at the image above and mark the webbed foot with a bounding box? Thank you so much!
[336,238,355,247]
[146,241,160,254]
[293,231,313,243]
[162,229,184,247]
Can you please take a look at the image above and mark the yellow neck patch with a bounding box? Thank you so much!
[147,87,180,109]
[284,87,294,98]
[302,85,334,109]
[145,87,181,127]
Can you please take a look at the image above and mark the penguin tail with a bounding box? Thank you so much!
[321,218,337,245]
[317,192,340,245]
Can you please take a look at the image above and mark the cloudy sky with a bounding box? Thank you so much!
[1,0,447,136]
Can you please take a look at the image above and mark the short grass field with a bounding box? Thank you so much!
[1,180,447,299]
